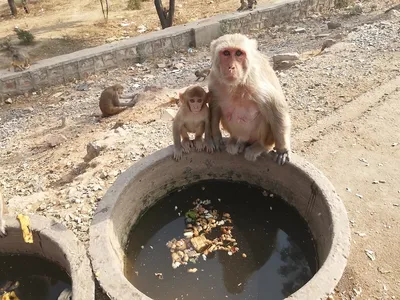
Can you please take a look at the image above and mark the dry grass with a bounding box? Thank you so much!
[0,0,271,69]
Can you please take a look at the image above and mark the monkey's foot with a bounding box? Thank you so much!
[226,139,246,155]
[226,139,240,155]
[213,136,225,151]
[205,139,215,153]
[181,140,192,153]
[0,220,7,238]
[194,139,205,152]
[271,150,290,165]
[173,148,184,161]
[244,143,264,161]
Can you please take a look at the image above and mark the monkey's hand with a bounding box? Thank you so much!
[205,139,215,153]
[194,139,205,152]
[213,135,225,151]
[269,149,290,165]
[181,139,192,153]
[0,219,7,238]
[173,147,184,161]
[244,142,264,161]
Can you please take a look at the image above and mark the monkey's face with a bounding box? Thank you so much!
[187,97,204,113]
[218,48,248,85]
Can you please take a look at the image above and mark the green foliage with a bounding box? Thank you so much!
[14,27,34,45]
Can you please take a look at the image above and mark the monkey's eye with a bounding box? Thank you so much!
[222,50,230,56]
[189,99,195,103]
[235,50,243,56]
[197,99,202,103]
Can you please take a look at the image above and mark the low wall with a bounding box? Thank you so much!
[0,0,333,97]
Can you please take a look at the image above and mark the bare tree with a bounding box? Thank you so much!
[8,0,18,16]
[99,0,109,22]
[154,0,175,29]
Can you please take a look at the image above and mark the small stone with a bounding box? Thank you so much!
[52,92,64,98]
[272,52,300,64]
[379,180,386,183]
[274,61,296,70]
[173,63,184,69]
[365,249,375,261]
[157,63,167,68]
[191,235,210,252]
[355,194,363,199]
[242,253,247,258]
[372,180,379,184]
[161,108,177,121]
[84,142,104,162]
[37,203,47,211]
[5,98,12,104]
[321,39,337,51]
[46,134,67,147]
[350,3,363,15]
[327,21,341,29]
[315,33,330,39]
[187,268,198,273]
[154,273,163,279]
[292,27,306,33]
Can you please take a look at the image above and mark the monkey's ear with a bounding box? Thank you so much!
[178,92,185,104]
[249,38,258,51]
[206,91,213,103]
[210,39,218,56]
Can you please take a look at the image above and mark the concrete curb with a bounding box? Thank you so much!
[89,144,351,300]
[0,214,95,300]
[0,0,333,97]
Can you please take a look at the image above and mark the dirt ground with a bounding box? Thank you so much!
[0,0,272,70]
[1,1,400,299]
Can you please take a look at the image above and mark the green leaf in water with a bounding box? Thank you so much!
[185,210,197,219]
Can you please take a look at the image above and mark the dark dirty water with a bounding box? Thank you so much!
[125,180,318,300]
[0,254,71,300]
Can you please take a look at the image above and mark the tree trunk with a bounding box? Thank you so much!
[8,0,17,16]
[166,0,175,28]
[154,0,175,29]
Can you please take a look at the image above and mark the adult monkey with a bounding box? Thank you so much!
[208,34,291,165]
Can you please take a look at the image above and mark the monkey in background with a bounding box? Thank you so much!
[208,33,291,165]
[237,0,257,11]
[194,68,211,81]
[0,189,6,237]
[99,84,138,117]
[8,47,30,72]
[172,86,215,160]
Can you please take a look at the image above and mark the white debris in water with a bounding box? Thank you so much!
[184,231,194,238]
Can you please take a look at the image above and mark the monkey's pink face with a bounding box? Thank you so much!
[218,47,247,84]
[188,97,204,113]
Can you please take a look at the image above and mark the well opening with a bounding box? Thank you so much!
[0,215,95,300]
[89,146,350,300]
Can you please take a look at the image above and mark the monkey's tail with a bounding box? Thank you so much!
[104,106,127,117]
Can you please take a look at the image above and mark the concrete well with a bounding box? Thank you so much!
[89,146,351,300]
[0,215,95,299]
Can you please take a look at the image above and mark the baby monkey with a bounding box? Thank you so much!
[194,68,211,81]
[8,48,30,72]
[99,84,138,117]
[173,86,215,160]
